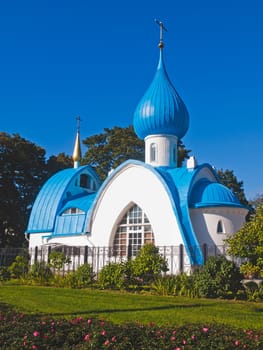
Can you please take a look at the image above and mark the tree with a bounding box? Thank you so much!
[82,125,191,180]
[249,194,263,210]
[217,169,248,206]
[0,132,47,247]
[225,205,263,278]
[46,152,72,177]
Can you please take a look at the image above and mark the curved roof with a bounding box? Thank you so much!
[27,165,98,233]
[189,179,243,208]
[133,49,189,140]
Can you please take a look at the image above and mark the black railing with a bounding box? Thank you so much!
[0,244,235,275]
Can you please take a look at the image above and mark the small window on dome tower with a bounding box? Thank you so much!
[150,143,157,162]
[217,220,224,234]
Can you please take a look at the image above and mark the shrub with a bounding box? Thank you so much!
[152,273,196,297]
[0,266,10,281]
[7,255,29,279]
[98,262,131,289]
[193,256,243,298]
[28,261,53,284]
[0,310,262,349]
[48,251,71,272]
[65,263,95,288]
[132,244,168,284]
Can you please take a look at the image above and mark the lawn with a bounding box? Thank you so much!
[0,284,262,329]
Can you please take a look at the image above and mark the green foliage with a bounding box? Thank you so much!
[132,244,168,284]
[82,125,191,180]
[98,262,131,289]
[226,205,263,278]
[193,256,243,298]
[65,263,95,288]
[82,126,145,180]
[0,266,10,281]
[46,152,72,176]
[151,274,195,297]
[48,251,71,271]
[28,261,53,284]
[0,132,47,247]
[217,168,249,206]
[243,281,263,302]
[1,307,263,349]
[7,255,29,279]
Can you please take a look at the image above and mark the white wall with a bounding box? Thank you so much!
[89,163,185,247]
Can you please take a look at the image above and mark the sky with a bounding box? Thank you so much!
[1,0,263,200]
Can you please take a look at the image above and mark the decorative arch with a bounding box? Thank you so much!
[112,203,154,257]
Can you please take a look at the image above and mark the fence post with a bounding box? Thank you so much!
[84,246,88,264]
[34,246,38,264]
[179,244,184,273]
[202,243,208,264]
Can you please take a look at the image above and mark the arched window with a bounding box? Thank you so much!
[150,143,157,162]
[217,220,224,234]
[80,174,90,188]
[113,204,154,257]
[62,208,84,215]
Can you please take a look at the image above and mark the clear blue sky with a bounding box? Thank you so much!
[1,0,262,199]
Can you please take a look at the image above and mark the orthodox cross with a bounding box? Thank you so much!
[76,115,81,133]
[154,19,168,47]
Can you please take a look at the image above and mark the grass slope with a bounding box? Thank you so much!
[0,285,262,329]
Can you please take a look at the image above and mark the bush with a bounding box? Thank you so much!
[193,256,243,298]
[98,262,131,289]
[28,261,53,284]
[7,255,29,279]
[0,266,10,282]
[0,309,262,349]
[132,244,168,284]
[48,251,71,272]
[152,273,196,297]
[65,263,95,288]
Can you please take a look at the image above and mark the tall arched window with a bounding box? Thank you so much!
[150,143,157,162]
[113,204,154,257]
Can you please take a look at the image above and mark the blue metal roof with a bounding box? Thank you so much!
[133,49,189,140]
[26,166,98,233]
[189,179,243,208]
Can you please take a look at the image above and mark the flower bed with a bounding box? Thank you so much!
[0,308,262,349]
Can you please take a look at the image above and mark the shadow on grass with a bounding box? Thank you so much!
[0,300,212,319]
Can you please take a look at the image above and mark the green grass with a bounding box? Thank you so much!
[0,285,262,329]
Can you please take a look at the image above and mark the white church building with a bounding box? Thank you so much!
[26,25,248,273]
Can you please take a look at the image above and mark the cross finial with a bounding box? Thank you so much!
[154,19,168,49]
[76,115,81,133]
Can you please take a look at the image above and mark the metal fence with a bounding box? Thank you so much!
[0,244,234,275]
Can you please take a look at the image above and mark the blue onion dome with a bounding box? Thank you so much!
[189,180,243,208]
[133,48,189,140]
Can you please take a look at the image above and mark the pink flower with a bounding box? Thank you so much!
[112,336,117,342]
[172,330,177,335]
[171,336,176,341]
[100,330,106,336]
[174,348,181,350]
[191,335,196,340]
[235,340,240,346]
[33,331,40,337]
[87,319,92,324]
[203,327,209,333]
[84,334,90,341]
[32,346,37,349]
[182,339,187,345]
[104,339,110,346]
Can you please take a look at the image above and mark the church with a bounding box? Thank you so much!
[26,23,248,273]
